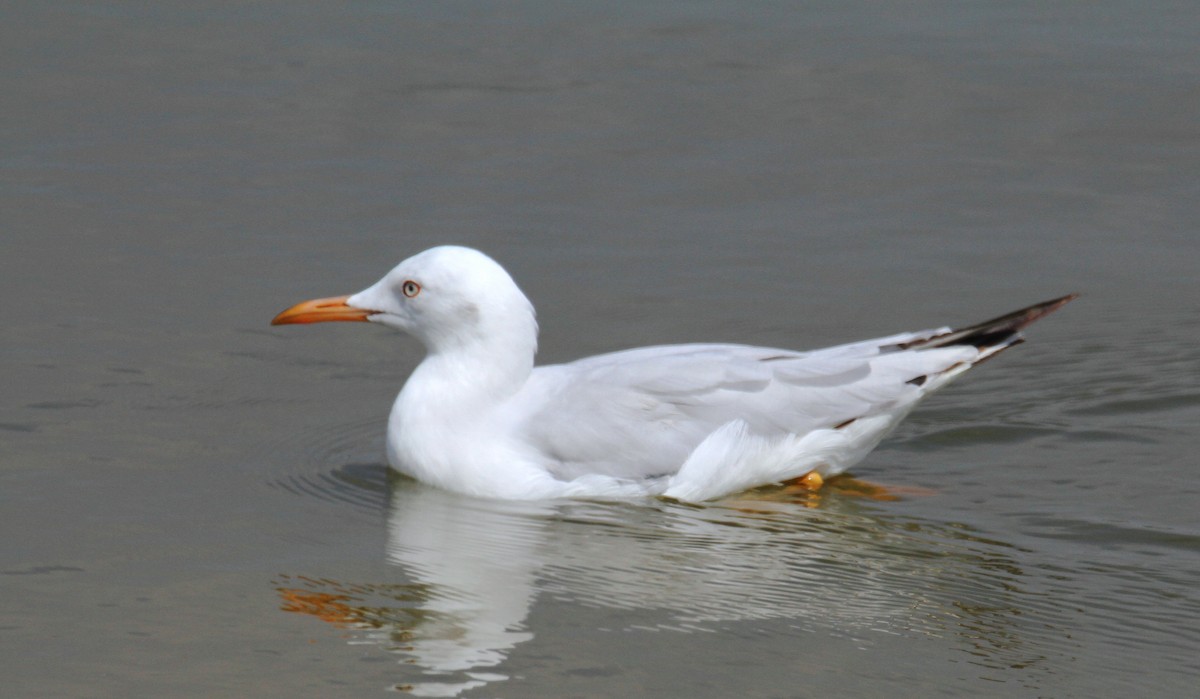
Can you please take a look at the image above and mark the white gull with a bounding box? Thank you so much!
[272,245,1075,502]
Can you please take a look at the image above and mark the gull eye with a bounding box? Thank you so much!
[402,280,421,298]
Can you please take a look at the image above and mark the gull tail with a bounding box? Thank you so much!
[893,293,1078,357]
[884,293,1078,393]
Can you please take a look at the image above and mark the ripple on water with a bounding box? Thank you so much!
[897,423,1063,449]
[264,415,389,514]
[277,484,1081,695]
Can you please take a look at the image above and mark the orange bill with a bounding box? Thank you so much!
[271,295,373,325]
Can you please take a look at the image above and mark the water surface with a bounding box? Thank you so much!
[2,2,1198,697]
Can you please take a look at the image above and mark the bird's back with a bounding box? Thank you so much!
[514,331,976,482]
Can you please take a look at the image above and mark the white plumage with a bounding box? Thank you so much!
[273,245,1074,502]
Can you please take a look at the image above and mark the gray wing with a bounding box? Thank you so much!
[515,330,972,481]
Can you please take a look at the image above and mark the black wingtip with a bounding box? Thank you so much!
[970,293,1079,339]
[894,293,1078,351]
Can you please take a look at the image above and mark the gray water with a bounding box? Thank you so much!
[3,2,1198,697]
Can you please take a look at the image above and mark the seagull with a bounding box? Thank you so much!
[272,245,1075,502]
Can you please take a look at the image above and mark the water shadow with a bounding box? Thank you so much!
[276,476,1062,696]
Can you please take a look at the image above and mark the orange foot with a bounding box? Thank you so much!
[797,471,824,490]
[768,472,938,503]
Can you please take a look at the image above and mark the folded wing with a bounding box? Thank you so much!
[516,294,1076,485]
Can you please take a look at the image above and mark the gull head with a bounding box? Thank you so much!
[273,245,538,356]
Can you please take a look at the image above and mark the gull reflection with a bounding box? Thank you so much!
[277,475,1053,696]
